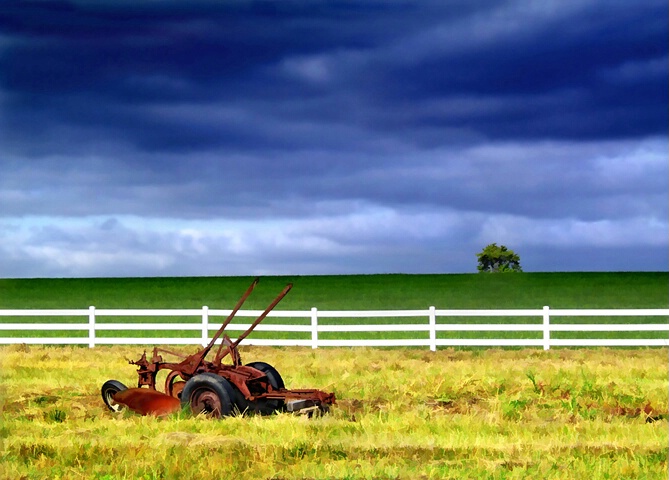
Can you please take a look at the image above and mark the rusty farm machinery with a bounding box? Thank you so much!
[101,278,335,417]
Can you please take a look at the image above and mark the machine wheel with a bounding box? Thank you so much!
[246,361,285,390]
[245,361,285,415]
[181,373,236,418]
[101,380,128,412]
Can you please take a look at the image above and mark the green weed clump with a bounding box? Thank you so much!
[0,345,667,479]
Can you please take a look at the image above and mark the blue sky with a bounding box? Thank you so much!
[1,1,667,277]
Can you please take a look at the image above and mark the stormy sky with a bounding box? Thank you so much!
[1,0,667,278]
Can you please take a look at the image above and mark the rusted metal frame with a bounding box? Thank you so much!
[216,334,241,367]
[177,277,259,375]
[131,352,158,388]
[131,278,288,388]
[210,277,259,365]
[115,279,337,416]
[131,353,197,390]
[258,389,336,402]
[164,370,186,397]
[214,283,293,363]
[153,346,188,359]
[132,277,260,383]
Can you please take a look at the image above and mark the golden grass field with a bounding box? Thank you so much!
[1,345,667,479]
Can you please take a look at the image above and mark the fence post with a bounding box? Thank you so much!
[311,307,318,349]
[88,306,96,348]
[202,306,209,347]
[543,306,550,350]
[428,306,437,352]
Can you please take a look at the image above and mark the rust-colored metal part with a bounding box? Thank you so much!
[101,278,336,417]
[113,388,181,416]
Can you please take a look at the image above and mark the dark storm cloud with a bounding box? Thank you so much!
[2,0,665,157]
[356,3,667,140]
[0,0,667,276]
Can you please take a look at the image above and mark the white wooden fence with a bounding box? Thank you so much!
[1,306,668,350]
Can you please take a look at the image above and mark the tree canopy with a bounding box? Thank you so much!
[476,243,523,273]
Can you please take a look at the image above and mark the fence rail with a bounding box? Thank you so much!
[1,306,668,350]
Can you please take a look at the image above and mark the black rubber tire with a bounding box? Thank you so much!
[245,361,285,415]
[180,373,235,418]
[101,380,128,412]
[246,361,285,390]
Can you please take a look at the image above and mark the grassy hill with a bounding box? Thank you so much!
[0,272,666,310]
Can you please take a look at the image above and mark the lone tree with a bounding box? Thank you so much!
[476,243,523,273]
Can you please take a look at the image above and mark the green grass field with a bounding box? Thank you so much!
[1,273,667,344]
[1,272,667,310]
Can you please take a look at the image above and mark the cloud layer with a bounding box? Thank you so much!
[1,1,667,277]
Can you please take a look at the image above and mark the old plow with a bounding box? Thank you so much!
[101,278,335,417]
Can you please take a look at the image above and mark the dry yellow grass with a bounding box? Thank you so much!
[1,345,667,479]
